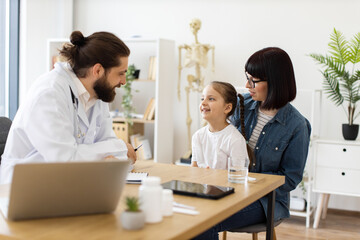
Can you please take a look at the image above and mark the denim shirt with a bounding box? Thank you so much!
[231,93,311,221]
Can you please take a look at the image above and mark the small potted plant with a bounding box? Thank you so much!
[121,196,145,230]
[310,28,360,140]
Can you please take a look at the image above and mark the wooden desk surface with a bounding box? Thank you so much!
[0,161,284,240]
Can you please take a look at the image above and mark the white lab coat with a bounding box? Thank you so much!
[0,62,128,183]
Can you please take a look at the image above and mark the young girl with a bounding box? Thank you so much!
[191,81,248,170]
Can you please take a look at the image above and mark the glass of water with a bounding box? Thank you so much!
[228,156,249,184]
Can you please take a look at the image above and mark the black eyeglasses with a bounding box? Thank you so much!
[245,73,266,88]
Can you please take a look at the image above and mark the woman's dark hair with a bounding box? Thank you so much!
[209,81,238,118]
[59,31,130,78]
[245,47,296,109]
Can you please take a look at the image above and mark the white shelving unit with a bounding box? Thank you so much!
[289,89,322,227]
[110,38,175,164]
[290,179,314,228]
[47,38,69,71]
[47,38,176,164]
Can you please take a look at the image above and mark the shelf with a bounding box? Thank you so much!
[133,78,156,83]
[174,160,191,166]
[111,38,175,163]
[290,177,314,228]
[301,178,313,186]
[46,38,69,71]
[290,207,314,217]
[112,117,154,124]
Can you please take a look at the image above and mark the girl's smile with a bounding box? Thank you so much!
[200,85,232,132]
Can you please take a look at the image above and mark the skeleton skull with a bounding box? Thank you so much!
[189,18,201,35]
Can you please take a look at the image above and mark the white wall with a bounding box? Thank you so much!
[72,0,360,153]
[19,0,73,103]
[22,0,360,212]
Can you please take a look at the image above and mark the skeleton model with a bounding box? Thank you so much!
[178,18,215,159]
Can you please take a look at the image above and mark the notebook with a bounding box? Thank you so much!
[0,160,130,221]
[126,172,148,184]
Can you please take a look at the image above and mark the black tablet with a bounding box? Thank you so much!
[161,180,235,200]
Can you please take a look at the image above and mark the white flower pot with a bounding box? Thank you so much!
[121,211,145,230]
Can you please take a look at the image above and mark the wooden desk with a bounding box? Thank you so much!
[0,161,284,240]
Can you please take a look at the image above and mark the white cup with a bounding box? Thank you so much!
[162,189,173,217]
[228,157,249,184]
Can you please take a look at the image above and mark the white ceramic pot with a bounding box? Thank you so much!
[121,211,145,230]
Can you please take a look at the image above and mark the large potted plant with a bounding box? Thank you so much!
[310,28,360,140]
[121,64,139,124]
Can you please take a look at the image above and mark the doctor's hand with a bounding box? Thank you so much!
[126,143,137,164]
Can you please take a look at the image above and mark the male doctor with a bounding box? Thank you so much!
[0,31,136,183]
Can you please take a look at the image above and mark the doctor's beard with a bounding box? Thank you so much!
[93,74,118,103]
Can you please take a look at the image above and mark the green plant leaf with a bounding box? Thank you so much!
[349,32,360,64]
[309,54,346,77]
[121,64,138,124]
[322,70,344,106]
[355,70,360,78]
[328,28,349,64]
[125,196,140,212]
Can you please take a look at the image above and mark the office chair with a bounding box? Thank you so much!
[222,219,283,240]
[0,117,12,164]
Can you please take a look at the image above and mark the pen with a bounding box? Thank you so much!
[173,202,196,210]
[134,143,143,152]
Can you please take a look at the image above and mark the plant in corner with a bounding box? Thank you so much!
[120,196,145,230]
[121,64,139,125]
[310,28,360,140]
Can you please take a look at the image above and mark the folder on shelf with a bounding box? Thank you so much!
[130,134,152,160]
[147,56,157,81]
[130,134,144,159]
[140,138,152,160]
[147,99,156,120]
[112,122,127,142]
[130,134,141,149]
[143,98,155,120]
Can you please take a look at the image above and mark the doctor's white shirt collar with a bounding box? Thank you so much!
[64,63,97,114]
[73,78,96,114]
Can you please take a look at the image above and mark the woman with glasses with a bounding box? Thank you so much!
[194,47,311,240]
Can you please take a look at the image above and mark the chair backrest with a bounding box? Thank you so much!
[0,117,12,164]
[235,87,322,138]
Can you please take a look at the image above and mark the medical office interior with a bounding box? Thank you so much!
[1,0,360,238]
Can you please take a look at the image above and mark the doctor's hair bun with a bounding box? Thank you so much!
[70,31,86,47]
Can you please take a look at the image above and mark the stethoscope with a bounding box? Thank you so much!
[70,87,85,138]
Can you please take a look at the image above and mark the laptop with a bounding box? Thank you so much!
[0,160,130,221]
